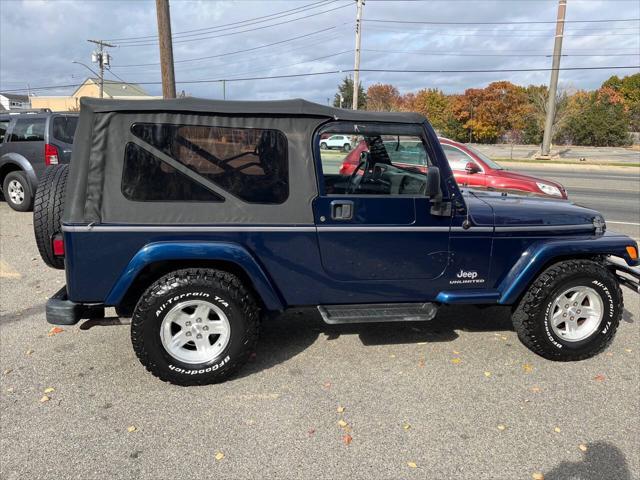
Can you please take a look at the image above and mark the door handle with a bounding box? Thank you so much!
[330,200,354,220]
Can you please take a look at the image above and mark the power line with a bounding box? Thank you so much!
[363,17,640,25]
[112,24,347,68]
[117,2,352,47]
[361,48,639,57]
[107,0,338,42]
[4,64,638,93]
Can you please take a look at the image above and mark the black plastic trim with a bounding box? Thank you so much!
[46,286,105,325]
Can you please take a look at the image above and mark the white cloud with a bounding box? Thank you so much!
[1,0,638,102]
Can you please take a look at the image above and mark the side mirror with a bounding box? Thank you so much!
[426,165,442,199]
[465,162,480,174]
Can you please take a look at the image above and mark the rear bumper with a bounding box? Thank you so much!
[46,286,105,325]
[607,261,640,294]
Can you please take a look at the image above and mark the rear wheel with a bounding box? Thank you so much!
[33,165,69,269]
[512,259,622,361]
[3,171,33,212]
[131,268,260,385]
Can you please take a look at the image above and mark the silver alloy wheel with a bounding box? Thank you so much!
[160,300,231,364]
[7,179,25,205]
[549,286,604,342]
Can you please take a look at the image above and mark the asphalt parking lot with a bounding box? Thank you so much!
[1,168,639,480]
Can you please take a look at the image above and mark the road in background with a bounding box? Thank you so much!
[510,166,640,240]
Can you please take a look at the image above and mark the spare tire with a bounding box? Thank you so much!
[33,165,69,269]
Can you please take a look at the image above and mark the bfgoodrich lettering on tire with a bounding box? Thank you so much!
[512,259,622,361]
[131,268,260,385]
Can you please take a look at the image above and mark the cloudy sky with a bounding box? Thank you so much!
[1,0,638,103]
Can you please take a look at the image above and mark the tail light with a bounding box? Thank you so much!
[339,154,360,176]
[52,233,65,256]
[45,143,59,166]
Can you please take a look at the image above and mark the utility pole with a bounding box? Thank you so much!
[540,0,566,157]
[352,0,364,110]
[155,0,177,99]
[88,39,115,99]
[222,80,226,100]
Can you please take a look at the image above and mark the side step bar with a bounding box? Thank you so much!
[318,303,438,325]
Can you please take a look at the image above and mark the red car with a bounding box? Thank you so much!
[339,137,568,199]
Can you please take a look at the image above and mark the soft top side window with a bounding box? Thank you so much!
[316,122,432,196]
[131,123,289,204]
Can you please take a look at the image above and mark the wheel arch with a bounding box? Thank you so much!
[497,236,636,305]
[0,154,37,190]
[105,241,285,316]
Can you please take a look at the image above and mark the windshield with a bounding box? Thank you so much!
[466,145,504,170]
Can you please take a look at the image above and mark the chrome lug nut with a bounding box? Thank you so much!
[196,334,203,339]
[185,331,192,337]
[185,321,192,326]
[203,326,209,331]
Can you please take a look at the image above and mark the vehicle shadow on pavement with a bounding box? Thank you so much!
[544,441,631,480]
[240,305,513,377]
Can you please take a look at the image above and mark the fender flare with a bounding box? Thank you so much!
[497,234,638,305]
[0,153,38,188]
[104,241,285,311]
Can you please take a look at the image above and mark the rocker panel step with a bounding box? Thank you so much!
[318,303,438,325]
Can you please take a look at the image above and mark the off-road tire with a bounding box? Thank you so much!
[3,171,33,212]
[131,268,260,386]
[512,259,622,361]
[33,165,69,269]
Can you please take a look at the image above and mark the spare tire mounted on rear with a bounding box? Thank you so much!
[33,165,69,270]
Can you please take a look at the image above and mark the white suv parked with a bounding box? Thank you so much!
[320,134,352,151]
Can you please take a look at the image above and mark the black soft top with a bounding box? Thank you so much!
[80,97,426,123]
[64,97,429,226]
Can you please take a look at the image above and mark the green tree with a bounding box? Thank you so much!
[333,76,367,109]
[560,89,631,146]
[602,73,640,131]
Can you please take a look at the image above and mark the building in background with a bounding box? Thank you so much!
[30,78,157,111]
[0,93,30,111]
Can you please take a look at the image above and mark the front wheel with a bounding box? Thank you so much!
[131,268,260,385]
[343,143,352,152]
[512,259,622,361]
[320,142,328,150]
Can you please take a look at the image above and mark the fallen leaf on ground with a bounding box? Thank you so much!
[594,374,606,382]
[500,335,508,340]
[452,350,460,355]
[7,387,14,393]
[605,352,613,357]
[337,420,348,428]
[337,406,345,413]
[532,472,545,480]
[215,452,225,461]
[497,424,506,431]
[522,364,534,374]
[451,358,461,365]
[3,369,12,375]
[127,425,137,433]
[44,387,55,394]
[322,381,332,389]
[308,428,315,436]
[25,349,34,355]
[530,386,541,393]
[418,358,425,368]
[40,395,50,403]
[579,444,588,452]
[417,342,427,345]
[342,433,352,445]
[389,354,396,359]
[484,371,491,377]
[624,348,632,353]
[403,422,411,430]
[407,462,417,468]
[554,427,561,433]
[47,327,64,337]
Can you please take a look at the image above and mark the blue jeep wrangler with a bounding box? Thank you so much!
[34,98,639,385]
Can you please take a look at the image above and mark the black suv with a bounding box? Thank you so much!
[0,111,78,211]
